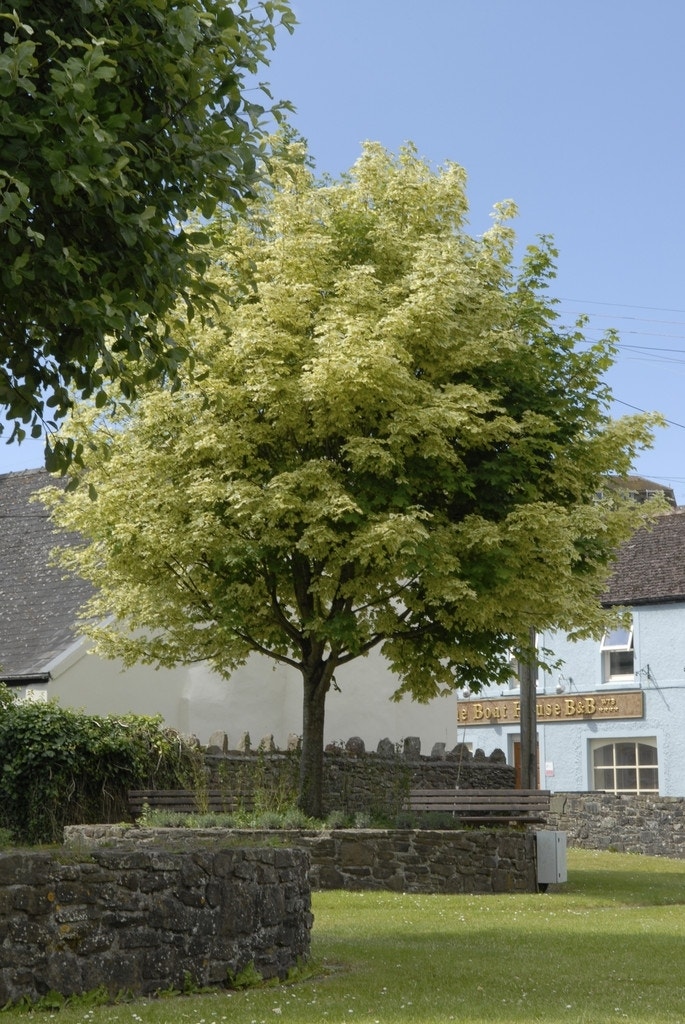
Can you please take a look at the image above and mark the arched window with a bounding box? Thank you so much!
[590,738,658,794]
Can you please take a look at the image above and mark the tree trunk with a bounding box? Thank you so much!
[297,660,334,818]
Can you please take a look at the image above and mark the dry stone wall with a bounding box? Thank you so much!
[205,741,514,817]
[546,792,685,857]
[0,842,312,1006]
[300,827,536,893]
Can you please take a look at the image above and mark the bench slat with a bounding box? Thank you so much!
[408,795,548,805]
[128,789,249,816]
[408,799,548,810]
[405,787,549,825]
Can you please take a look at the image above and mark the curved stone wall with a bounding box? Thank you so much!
[0,843,312,1006]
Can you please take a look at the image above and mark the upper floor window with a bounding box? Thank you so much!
[506,637,539,690]
[601,624,634,683]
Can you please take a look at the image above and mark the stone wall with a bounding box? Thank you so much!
[65,826,538,895]
[546,792,685,858]
[0,842,312,1006]
[298,828,536,893]
[204,741,515,818]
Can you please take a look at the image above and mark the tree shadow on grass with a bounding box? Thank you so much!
[562,857,685,906]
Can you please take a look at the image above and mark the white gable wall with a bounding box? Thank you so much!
[36,642,458,753]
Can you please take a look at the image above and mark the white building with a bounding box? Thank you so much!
[0,469,456,752]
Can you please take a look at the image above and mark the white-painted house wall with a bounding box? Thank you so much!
[24,640,458,754]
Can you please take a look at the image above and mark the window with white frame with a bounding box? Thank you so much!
[506,650,520,690]
[590,738,658,794]
[600,623,634,682]
[506,638,539,690]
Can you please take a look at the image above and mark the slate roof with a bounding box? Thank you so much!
[602,509,685,607]
[614,474,677,508]
[0,468,93,678]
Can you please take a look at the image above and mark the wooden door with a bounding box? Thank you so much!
[513,741,540,789]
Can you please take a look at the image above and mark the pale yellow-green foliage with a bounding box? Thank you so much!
[42,140,662,699]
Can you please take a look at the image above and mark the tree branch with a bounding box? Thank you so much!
[231,629,301,670]
[262,562,304,644]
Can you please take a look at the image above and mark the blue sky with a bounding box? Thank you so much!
[5,0,685,500]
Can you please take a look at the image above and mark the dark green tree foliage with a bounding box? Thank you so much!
[0,0,294,464]
[0,687,203,843]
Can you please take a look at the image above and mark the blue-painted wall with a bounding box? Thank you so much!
[456,603,685,796]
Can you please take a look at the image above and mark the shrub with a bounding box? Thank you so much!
[0,686,204,843]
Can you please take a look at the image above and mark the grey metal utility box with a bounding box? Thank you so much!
[535,830,567,887]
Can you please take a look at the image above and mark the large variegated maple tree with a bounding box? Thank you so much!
[43,142,660,816]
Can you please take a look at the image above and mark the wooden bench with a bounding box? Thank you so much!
[128,789,251,818]
[405,788,550,825]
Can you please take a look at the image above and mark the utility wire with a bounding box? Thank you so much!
[612,398,685,431]
[559,298,685,316]
[560,311,685,330]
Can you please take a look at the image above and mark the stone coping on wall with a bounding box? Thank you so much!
[64,825,538,895]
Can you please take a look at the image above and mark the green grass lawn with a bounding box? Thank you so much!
[7,848,685,1024]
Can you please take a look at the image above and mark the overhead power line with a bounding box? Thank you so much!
[612,398,685,431]
[559,308,685,329]
[559,298,685,316]
[555,300,685,366]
